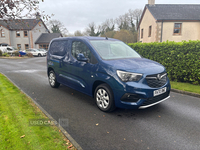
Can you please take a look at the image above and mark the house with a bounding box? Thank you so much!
[0,14,62,50]
[35,33,62,50]
[138,0,200,43]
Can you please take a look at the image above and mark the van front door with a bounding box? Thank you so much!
[61,40,98,95]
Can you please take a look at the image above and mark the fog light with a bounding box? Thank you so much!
[121,93,140,102]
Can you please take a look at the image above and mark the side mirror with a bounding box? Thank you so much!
[77,53,88,62]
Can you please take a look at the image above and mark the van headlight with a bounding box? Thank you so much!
[117,70,143,82]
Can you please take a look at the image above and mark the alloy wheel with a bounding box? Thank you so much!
[49,72,55,86]
[96,88,110,109]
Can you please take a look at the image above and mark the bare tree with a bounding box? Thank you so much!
[0,0,51,20]
[128,9,143,29]
[47,19,68,36]
[115,13,130,31]
[74,30,84,36]
[100,19,115,35]
[115,9,142,33]
[85,22,101,36]
[82,8,142,41]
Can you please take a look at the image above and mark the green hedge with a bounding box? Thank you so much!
[128,41,200,85]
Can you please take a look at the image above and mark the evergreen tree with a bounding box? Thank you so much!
[51,25,61,33]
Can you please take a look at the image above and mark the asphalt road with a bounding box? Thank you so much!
[1,57,200,150]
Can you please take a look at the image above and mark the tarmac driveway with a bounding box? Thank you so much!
[0,57,200,150]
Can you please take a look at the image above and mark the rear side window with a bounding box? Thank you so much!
[50,40,68,56]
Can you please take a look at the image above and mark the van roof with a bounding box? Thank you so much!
[52,36,119,41]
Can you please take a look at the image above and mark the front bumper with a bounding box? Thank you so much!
[139,95,170,109]
[113,78,171,109]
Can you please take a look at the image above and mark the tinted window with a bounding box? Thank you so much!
[72,41,97,64]
[50,40,68,56]
[7,47,13,51]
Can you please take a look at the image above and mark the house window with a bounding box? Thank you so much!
[141,29,144,39]
[16,31,20,37]
[174,23,182,35]
[39,44,49,50]
[148,26,152,37]
[17,44,21,50]
[25,44,29,50]
[24,31,28,37]
[1,30,5,37]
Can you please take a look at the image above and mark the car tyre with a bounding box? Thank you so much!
[38,53,42,57]
[48,70,60,88]
[94,83,116,112]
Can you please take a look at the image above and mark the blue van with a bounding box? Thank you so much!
[47,37,170,112]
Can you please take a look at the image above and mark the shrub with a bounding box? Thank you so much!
[128,40,200,85]
[13,51,20,56]
[27,53,33,57]
[2,53,9,57]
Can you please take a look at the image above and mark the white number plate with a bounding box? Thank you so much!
[154,87,167,96]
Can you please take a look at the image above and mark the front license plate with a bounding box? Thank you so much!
[154,87,167,96]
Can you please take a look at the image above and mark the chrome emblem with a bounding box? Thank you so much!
[157,73,167,80]
[157,74,161,80]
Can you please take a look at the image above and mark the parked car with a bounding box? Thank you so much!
[47,37,171,112]
[38,48,47,52]
[26,49,46,57]
[0,46,18,55]
[0,43,9,46]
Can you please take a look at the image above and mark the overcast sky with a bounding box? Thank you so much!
[39,0,200,34]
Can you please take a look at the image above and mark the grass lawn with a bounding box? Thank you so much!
[171,81,200,95]
[0,73,75,150]
[0,73,199,150]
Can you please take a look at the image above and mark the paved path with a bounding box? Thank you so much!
[1,57,200,150]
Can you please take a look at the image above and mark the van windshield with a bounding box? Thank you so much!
[90,40,141,60]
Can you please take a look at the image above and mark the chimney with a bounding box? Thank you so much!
[148,0,155,5]
[35,12,41,20]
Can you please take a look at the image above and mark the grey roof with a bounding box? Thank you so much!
[146,4,200,21]
[35,33,62,44]
[0,19,41,30]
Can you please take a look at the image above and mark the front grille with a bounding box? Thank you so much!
[146,72,167,88]
[141,91,170,106]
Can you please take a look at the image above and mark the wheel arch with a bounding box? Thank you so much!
[92,80,113,98]
[93,81,116,112]
[47,67,54,76]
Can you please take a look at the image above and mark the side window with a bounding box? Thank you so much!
[50,40,68,56]
[17,44,21,50]
[72,41,97,64]
[7,47,12,51]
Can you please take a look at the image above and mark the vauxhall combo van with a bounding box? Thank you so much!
[47,37,170,112]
